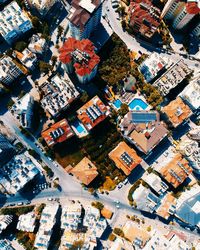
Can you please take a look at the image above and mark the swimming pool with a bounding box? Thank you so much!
[113,99,122,109]
[129,98,148,110]
[74,121,85,133]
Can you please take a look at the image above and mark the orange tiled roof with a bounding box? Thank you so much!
[108,141,142,175]
[70,157,98,185]
[77,95,109,131]
[159,153,192,188]
[162,97,192,127]
[156,193,176,219]
[41,119,74,147]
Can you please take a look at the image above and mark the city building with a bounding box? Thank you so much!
[188,126,200,141]
[165,230,191,250]
[0,55,25,86]
[0,134,15,167]
[109,237,134,250]
[132,184,161,213]
[12,94,35,129]
[192,21,200,40]
[177,135,200,174]
[83,206,107,240]
[77,96,110,131]
[17,212,36,232]
[175,184,200,228]
[0,215,13,234]
[59,231,88,250]
[28,33,47,55]
[139,53,169,83]
[42,119,74,147]
[161,0,200,30]
[59,38,100,84]
[0,153,40,194]
[70,157,98,185]
[108,141,142,176]
[0,239,15,250]
[122,220,151,248]
[40,74,79,118]
[119,111,168,155]
[179,73,200,110]
[34,204,59,249]
[153,60,192,96]
[61,203,82,230]
[162,97,192,128]
[67,0,102,40]
[128,0,161,39]
[156,193,177,219]
[13,48,38,71]
[0,1,33,44]
[142,172,168,196]
[27,0,56,16]
[159,153,193,189]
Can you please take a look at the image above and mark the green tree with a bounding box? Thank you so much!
[39,61,52,73]
[14,41,27,52]
[57,25,64,37]
[118,103,129,116]
[91,201,104,211]
[113,228,124,237]
[51,55,57,66]
[80,91,89,103]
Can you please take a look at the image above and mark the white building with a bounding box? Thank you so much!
[142,172,168,196]
[27,0,56,16]
[17,211,36,232]
[68,0,102,40]
[28,33,47,54]
[34,204,59,249]
[40,74,79,117]
[13,48,38,71]
[0,55,24,86]
[0,215,13,234]
[153,60,192,96]
[161,0,200,30]
[0,153,40,194]
[83,206,107,240]
[0,1,33,44]
[179,73,200,110]
[12,94,34,129]
[192,21,200,40]
[61,203,82,231]
[0,239,15,250]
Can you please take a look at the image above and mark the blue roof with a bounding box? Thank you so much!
[131,112,157,123]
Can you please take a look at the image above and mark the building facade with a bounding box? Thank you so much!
[0,134,15,167]
[68,0,102,40]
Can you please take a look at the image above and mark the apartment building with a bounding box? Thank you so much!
[128,0,161,39]
[0,215,13,234]
[59,37,100,84]
[13,48,38,71]
[0,153,40,194]
[28,33,47,54]
[108,141,142,176]
[0,239,15,250]
[153,60,192,96]
[0,134,15,167]
[17,212,36,232]
[0,1,33,44]
[61,203,82,231]
[161,0,200,30]
[192,21,200,40]
[77,96,110,131]
[34,204,59,249]
[162,97,192,128]
[40,74,79,118]
[119,111,168,155]
[12,94,35,129]
[0,55,24,86]
[42,119,74,147]
[27,0,56,16]
[67,0,102,40]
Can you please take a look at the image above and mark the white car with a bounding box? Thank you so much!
[47,198,53,201]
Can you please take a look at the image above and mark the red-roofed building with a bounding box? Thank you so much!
[128,0,161,39]
[41,119,74,147]
[59,37,100,84]
[77,95,110,131]
[161,0,200,30]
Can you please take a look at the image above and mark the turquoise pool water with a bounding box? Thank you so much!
[113,99,122,109]
[74,122,85,133]
[129,98,148,110]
